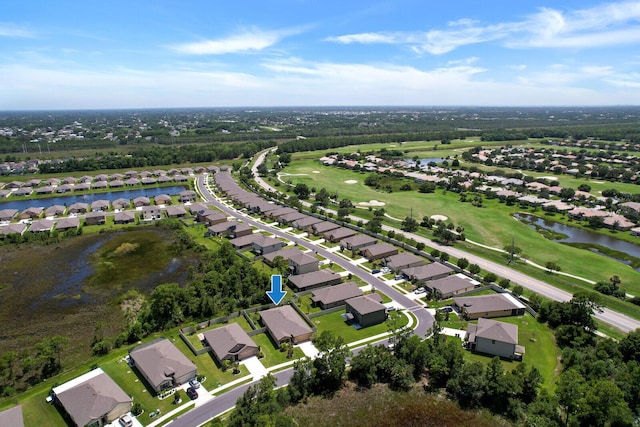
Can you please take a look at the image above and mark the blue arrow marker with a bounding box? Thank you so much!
[266,274,287,305]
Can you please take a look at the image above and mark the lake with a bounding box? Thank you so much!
[0,185,186,211]
[405,158,443,166]
[514,213,640,260]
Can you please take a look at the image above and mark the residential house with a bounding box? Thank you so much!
[129,338,197,393]
[108,180,124,188]
[0,208,18,221]
[56,183,74,193]
[125,178,140,186]
[165,205,187,218]
[383,252,425,272]
[260,305,314,346]
[55,217,80,232]
[361,243,398,261]
[52,368,132,427]
[345,294,387,328]
[226,222,253,239]
[0,405,23,427]
[19,207,43,220]
[155,194,172,205]
[85,211,106,226]
[0,223,27,236]
[266,206,298,220]
[28,219,54,233]
[464,318,525,360]
[36,185,55,195]
[68,202,89,214]
[133,196,150,207]
[142,205,162,220]
[112,198,130,210]
[310,220,340,235]
[323,227,357,243]
[228,233,263,250]
[401,263,453,282]
[252,235,285,255]
[288,251,319,275]
[291,216,323,230]
[14,187,33,196]
[179,190,197,203]
[426,274,477,299]
[113,211,135,224]
[262,247,305,267]
[91,181,108,189]
[91,199,110,211]
[311,282,363,309]
[74,183,90,192]
[141,177,157,185]
[202,323,259,363]
[453,293,526,320]
[278,211,307,224]
[287,269,342,291]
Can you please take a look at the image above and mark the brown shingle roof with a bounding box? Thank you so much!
[453,293,525,316]
[260,305,313,342]
[467,318,518,344]
[287,269,341,290]
[129,338,197,391]
[311,282,363,306]
[203,323,258,362]
[53,368,131,427]
[345,294,385,315]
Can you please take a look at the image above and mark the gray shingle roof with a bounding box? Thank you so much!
[203,323,257,361]
[345,294,385,315]
[468,318,518,344]
[129,338,197,391]
[311,282,363,306]
[260,305,313,342]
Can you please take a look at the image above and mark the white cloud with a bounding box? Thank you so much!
[0,23,36,38]
[325,1,640,54]
[509,64,527,71]
[325,32,397,44]
[170,27,300,55]
[604,72,640,88]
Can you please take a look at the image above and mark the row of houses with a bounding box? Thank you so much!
[0,191,196,222]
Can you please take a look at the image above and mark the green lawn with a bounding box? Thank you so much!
[281,158,640,298]
[446,313,560,390]
[296,293,323,314]
[312,310,409,344]
[252,333,305,367]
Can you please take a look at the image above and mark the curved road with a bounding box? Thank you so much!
[250,150,640,333]
[169,174,434,426]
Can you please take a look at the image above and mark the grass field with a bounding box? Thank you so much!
[252,333,305,367]
[312,310,409,344]
[280,158,640,298]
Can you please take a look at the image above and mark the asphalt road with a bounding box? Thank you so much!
[249,151,640,333]
[170,175,435,427]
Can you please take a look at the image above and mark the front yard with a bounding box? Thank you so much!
[312,310,410,344]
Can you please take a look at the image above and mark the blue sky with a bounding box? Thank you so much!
[2,0,640,109]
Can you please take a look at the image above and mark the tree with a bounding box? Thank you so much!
[271,255,289,276]
[456,258,469,270]
[314,187,330,206]
[311,331,351,396]
[36,335,69,377]
[545,261,561,273]
[446,361,485,408]
[293,183,310,199]
[484,272,497,283]
[401,216,418,232]
[439,252,449,262]
[512,285,524,297]
[468,264,481,275]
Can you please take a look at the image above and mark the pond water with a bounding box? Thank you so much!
[404,158,443,166]
[0,185,187,211]
[514,213,640,259]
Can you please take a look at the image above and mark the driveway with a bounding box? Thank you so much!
[241,356,269,381]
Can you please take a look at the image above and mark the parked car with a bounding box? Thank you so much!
[381,267,391,274]
[119,414,133,427]
[186,387,198,400]
[414,287,425,294]
[394,275,404,280]
[371,269,381,274]
[189,378,201,389]
[439,306,453,313]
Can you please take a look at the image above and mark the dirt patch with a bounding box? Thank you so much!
[430,214,448,222]
[344,180,358,184]
[312,170,320,174]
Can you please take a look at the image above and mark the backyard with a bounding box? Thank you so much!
[312,310,410,344]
